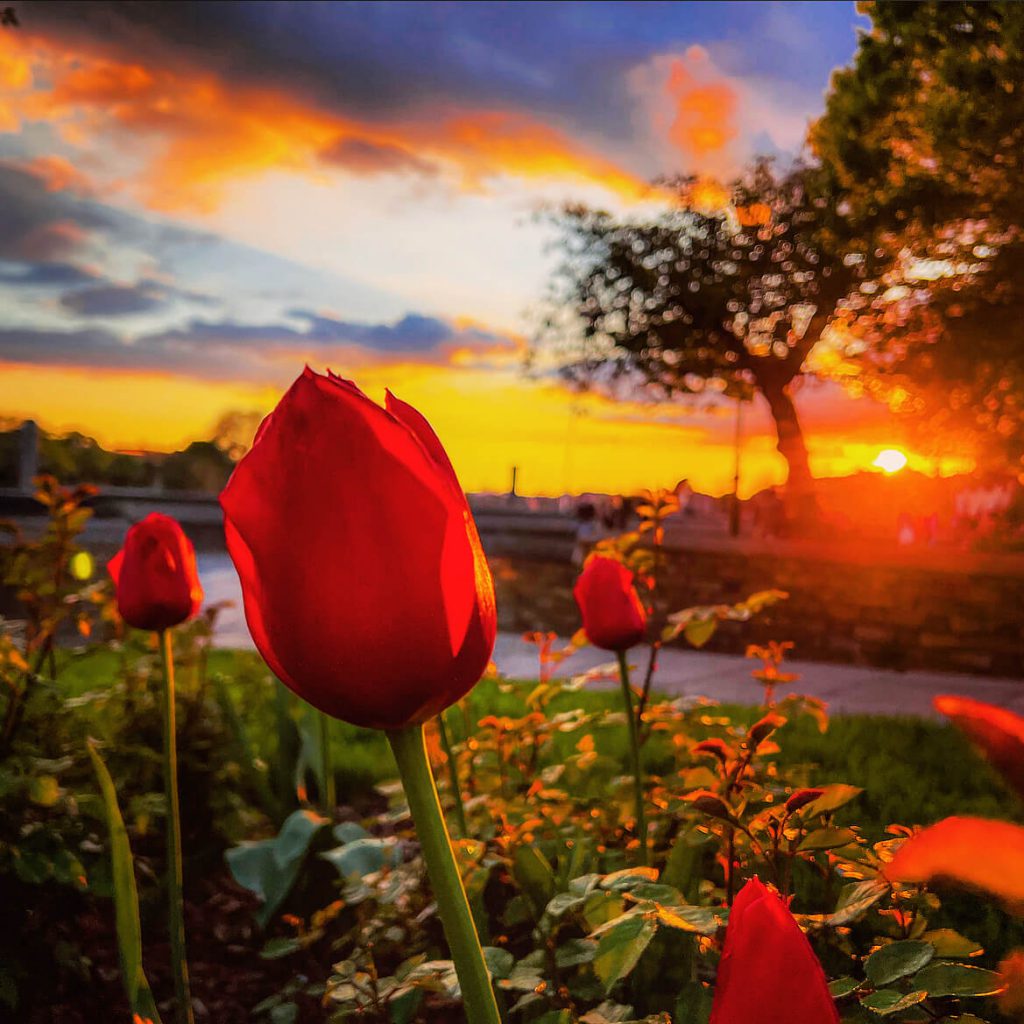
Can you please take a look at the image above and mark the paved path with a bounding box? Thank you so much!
[213,613,1022,726]
[202,554,1024,719]
[491,635,1024,719]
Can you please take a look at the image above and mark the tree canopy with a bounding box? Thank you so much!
[541,162,858,504]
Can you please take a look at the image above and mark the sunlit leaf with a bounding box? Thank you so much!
[593,914,657,992]
[921,928,983,958]
[859,989,926,1015]
[798,827,859,852]
[913,961,1004,997]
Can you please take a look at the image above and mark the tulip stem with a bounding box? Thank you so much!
[616,651,648,866]
[437,711,468,838]
[158,629,194,1024]
[387,724,500,1024]
[319,711,336,814]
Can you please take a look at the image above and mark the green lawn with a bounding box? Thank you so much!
[60,645,1018,834]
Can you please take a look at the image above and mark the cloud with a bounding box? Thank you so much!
[6,13,655,211]
[320,137,439,178]
[60,281,166,316]
[629,45,817,179]
[0,162,110,261]
[0,310,521,382]
[664,47,739,162]
[0,259,98,286]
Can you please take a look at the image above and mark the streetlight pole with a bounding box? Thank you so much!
[730,397,743,537]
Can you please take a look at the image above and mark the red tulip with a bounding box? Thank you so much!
[934,694,1024,799]
[710,878,839,1024]
[573,555,646,651]
[108,513,204,632]
[219,368,497,730]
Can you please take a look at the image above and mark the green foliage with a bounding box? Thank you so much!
[87,738,163,1023]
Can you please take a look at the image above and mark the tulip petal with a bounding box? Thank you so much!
[711,878,839,1024]
[885,816,1024,908]
[935,695,1024,800]
[573,556,647,652]
[220,370,495,730]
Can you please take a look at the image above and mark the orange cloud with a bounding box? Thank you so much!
[665,47,739,161]
[2,29,654,211]
[18,154,97,195]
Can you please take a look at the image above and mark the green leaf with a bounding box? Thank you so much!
[269,1004,299,1024]
[683,618,718,648]
[333,821,372,844]
[320,837,400,879]
[593,915,657,992]
[260,937,304,960]
[481,946,515,980]
[912,961,1004,997]
[864,941,934,987]
[513,845,557,919]
[797,784,863,817]
[273,808,328,867]
[555,937,598,968]
[652,902,718,935]
[859,989,927,1015]
[828,976,860,999]
[921,929,983,959]
[226,809,327,928]
[86,740,163,1024]
[673,981,712,1024]
[799,827,859,852]
[829,879,889,925]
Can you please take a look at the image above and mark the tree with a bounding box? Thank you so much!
[810,1,1024,468]
[540,162,857,510]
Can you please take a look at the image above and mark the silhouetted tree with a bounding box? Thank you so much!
[541,162,857,511]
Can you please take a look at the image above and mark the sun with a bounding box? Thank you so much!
[873,448,909,474]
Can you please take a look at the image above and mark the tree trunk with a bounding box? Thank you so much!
[760,378,818,522]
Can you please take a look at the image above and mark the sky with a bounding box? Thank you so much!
[0,1,965,496]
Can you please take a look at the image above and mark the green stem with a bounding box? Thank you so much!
[387,724,500,1024]
[616,651,648,866]
[437,711,468,838]
[319,711,336,814]
[159,630,194,1024]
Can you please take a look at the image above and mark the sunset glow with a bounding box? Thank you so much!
[873,448,910,474]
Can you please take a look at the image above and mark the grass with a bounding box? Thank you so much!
[58,646,1019,831]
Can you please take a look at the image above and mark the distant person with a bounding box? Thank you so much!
[603,494,632,532]
[572,501,601,567]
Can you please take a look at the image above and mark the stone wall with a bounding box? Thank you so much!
[491,538,1024,678]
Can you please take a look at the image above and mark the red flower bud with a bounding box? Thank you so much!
[573,556,647,652]
[219,368,497,730]
[108,513,203,632]
[711,878,839,1024]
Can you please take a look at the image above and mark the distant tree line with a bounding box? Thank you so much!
[0,410,262,492]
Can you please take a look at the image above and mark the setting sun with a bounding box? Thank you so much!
[873,448,909,474]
